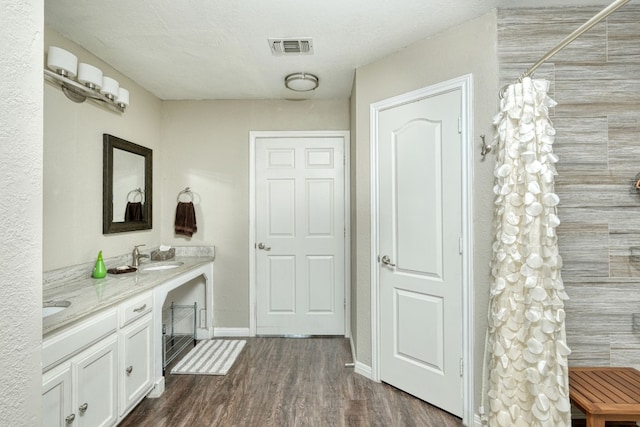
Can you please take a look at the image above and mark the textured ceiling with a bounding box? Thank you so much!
[44,0,615,100]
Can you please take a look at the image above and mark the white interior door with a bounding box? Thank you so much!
[255,136,345,335]
[378,89,463,417]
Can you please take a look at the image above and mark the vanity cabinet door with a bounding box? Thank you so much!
[119,313,153,416]
[72,335,118,427]
[42,366,73,427]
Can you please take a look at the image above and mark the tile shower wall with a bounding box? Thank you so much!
[498,6,640,368]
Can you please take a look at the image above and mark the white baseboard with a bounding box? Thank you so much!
[348,336,373,380]
[354,360,372,379]
[214,327,251,337]
[147,377,165,398]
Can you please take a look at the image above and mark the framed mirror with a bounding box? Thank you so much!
[103,134,152,233]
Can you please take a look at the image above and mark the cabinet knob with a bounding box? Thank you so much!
[65,413,76,424]
[126,365,133,375]
[78,403,88,414]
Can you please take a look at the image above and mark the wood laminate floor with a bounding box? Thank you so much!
[120,337,463,427]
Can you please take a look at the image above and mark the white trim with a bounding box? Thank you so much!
[214,327,251,337]
[249,133,257,336]
[248,130,351,338]
[349,336,374,380]
[147,377,165,399]
[369,75,474,426]
[354,360,373,379]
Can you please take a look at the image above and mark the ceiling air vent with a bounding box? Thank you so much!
[269,38,314,55]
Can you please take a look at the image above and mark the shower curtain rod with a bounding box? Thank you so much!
[503,0,631,91]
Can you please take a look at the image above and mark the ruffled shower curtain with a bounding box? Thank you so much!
[486,77,572,427]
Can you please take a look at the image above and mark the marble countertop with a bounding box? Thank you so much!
[43,255,214,336]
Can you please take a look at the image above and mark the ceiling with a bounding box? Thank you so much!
[44,0,613,101]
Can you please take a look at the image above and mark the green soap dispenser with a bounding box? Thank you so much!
[92,251,107,279]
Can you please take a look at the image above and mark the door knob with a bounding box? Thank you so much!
[78,403,88,414]
[257,242,271,251]
[380,255,396,267]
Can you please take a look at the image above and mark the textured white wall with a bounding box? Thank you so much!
[352,10,498,413]
[44,28,163,270]
[0,0,43,424]
[159,99,350,327]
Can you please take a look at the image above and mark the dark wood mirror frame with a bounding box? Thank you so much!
[103,134,153,234]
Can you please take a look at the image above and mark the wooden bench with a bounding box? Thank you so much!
[569,367,640,427]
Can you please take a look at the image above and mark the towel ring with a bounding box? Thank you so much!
[127,188,144,203]
[177,187,194,203]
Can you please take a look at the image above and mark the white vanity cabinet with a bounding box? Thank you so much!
[42,256,215,425]
[73,335,118,426]
[42,332,118,427]
[42,364,72,426]
[42,291,155,427]
[118,292,153,417]
[119,315,152,416]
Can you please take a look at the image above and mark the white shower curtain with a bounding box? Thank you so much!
[487,77,571,427]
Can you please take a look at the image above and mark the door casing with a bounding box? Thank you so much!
[249,130,351,337]
[370,75,474,426]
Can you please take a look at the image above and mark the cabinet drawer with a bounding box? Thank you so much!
[119,292,153,327]
[43,309,117,371]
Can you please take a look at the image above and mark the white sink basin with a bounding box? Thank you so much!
[43,301,71,317]
[141,261,184,272]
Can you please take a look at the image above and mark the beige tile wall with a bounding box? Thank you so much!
[498,5,640,368]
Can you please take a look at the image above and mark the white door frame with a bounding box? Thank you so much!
[370,75,474,425]
[249,130,351,337]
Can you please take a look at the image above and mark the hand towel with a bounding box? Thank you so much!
[175,201,197,237]
[125,202,143,222]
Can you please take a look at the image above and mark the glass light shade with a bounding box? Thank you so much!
[101,76,119,100]
[116,88,130,108]
[77,63,103,89]
[284,73,319,92]
[47,46,78,78]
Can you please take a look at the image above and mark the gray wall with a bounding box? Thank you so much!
[159,99,350,327]
[351,11,499,414]
[0,0,43,423]
[43,24,349,330]
[44,27,163,271]
[498,5,640,368]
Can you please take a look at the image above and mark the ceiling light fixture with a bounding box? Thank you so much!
[44,46,129,113]
[284,72,319,92]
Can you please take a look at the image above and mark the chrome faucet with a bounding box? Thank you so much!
[132,244,149,267]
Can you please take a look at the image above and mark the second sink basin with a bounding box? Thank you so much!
[140,261,184,272]
[43,300,71,317]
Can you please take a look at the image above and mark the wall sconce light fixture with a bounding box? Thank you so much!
[44,46,129,112]
[284,72,319,92]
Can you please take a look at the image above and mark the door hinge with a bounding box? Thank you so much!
[459,237,463,254]
[458,116,462,134]
[459,358,464,377]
